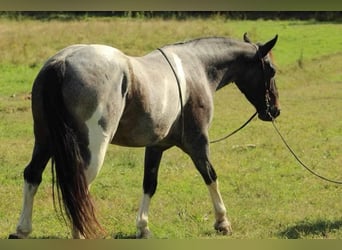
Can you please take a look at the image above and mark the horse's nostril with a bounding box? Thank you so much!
[273,108,280,118]
[258,107,280,121]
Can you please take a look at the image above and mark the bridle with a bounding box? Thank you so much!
[255,45,277,121]
[211,46,277,143]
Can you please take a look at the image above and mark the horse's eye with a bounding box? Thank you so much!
[270,68,276,77]
[267,65,276,77]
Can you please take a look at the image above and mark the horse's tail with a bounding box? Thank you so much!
[41,62,103,238]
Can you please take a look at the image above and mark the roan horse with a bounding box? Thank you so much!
[9,33,280,239]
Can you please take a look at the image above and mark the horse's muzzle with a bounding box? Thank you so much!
[258,106,280,121]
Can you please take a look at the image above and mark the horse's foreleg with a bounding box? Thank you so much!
[136,146,163,238]
[9,144,50,239]
[188,143,232,236]
[208,180,232,235]
[136,193,152,239]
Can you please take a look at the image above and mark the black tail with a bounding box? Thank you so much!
[41,62,103,238]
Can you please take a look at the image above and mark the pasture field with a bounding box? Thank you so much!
[0,16,341,239]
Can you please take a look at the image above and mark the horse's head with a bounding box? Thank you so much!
[235,33,280,121]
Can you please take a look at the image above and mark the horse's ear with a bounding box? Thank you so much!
[258,35,278,58]
[243,32,251,43]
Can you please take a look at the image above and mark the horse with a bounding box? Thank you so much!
[9,33,280,239]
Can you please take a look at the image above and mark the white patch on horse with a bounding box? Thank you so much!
[208,182,228,219]
[136,194,151,238]
[90,44,124,61]
[15,181,38,238]
[85,104,111,185]
[159,78,170,114]
[172,53,187,105]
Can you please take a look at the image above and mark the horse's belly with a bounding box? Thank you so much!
[111,115,175,147]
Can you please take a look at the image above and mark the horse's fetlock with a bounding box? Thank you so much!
[136,227,151,239]
[8,228,30,239]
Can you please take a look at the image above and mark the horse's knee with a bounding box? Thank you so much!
[193,159,217,185]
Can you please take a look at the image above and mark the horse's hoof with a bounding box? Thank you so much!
[214,220,233,236]
[136,228,152,239]
[8,234,22,239]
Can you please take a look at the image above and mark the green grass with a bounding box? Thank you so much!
[0,17,341,239]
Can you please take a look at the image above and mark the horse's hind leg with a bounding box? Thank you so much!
[71,105,113,239]
[9,143,50,239]
[136,146,164,238]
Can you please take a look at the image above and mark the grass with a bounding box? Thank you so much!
[0,16,341,239]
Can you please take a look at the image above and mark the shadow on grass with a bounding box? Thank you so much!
[112,232,137,239]
[278,219,342,239]
[25,233,137,239]
[7,231,137,239]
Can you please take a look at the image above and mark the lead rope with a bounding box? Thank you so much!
[158,48,185,144]
[259,45,341,185]
[271,119,342,185]
[210,112,257,144]
[212,113,342,185]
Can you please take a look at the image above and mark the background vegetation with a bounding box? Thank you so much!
[0,12,341,239]
[1,11,341,22]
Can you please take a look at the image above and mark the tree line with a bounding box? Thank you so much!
[1,11,341,22]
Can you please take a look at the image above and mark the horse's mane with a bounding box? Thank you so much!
[163,36,239,48]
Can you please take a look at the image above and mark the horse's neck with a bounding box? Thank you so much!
[171,38,254,91]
